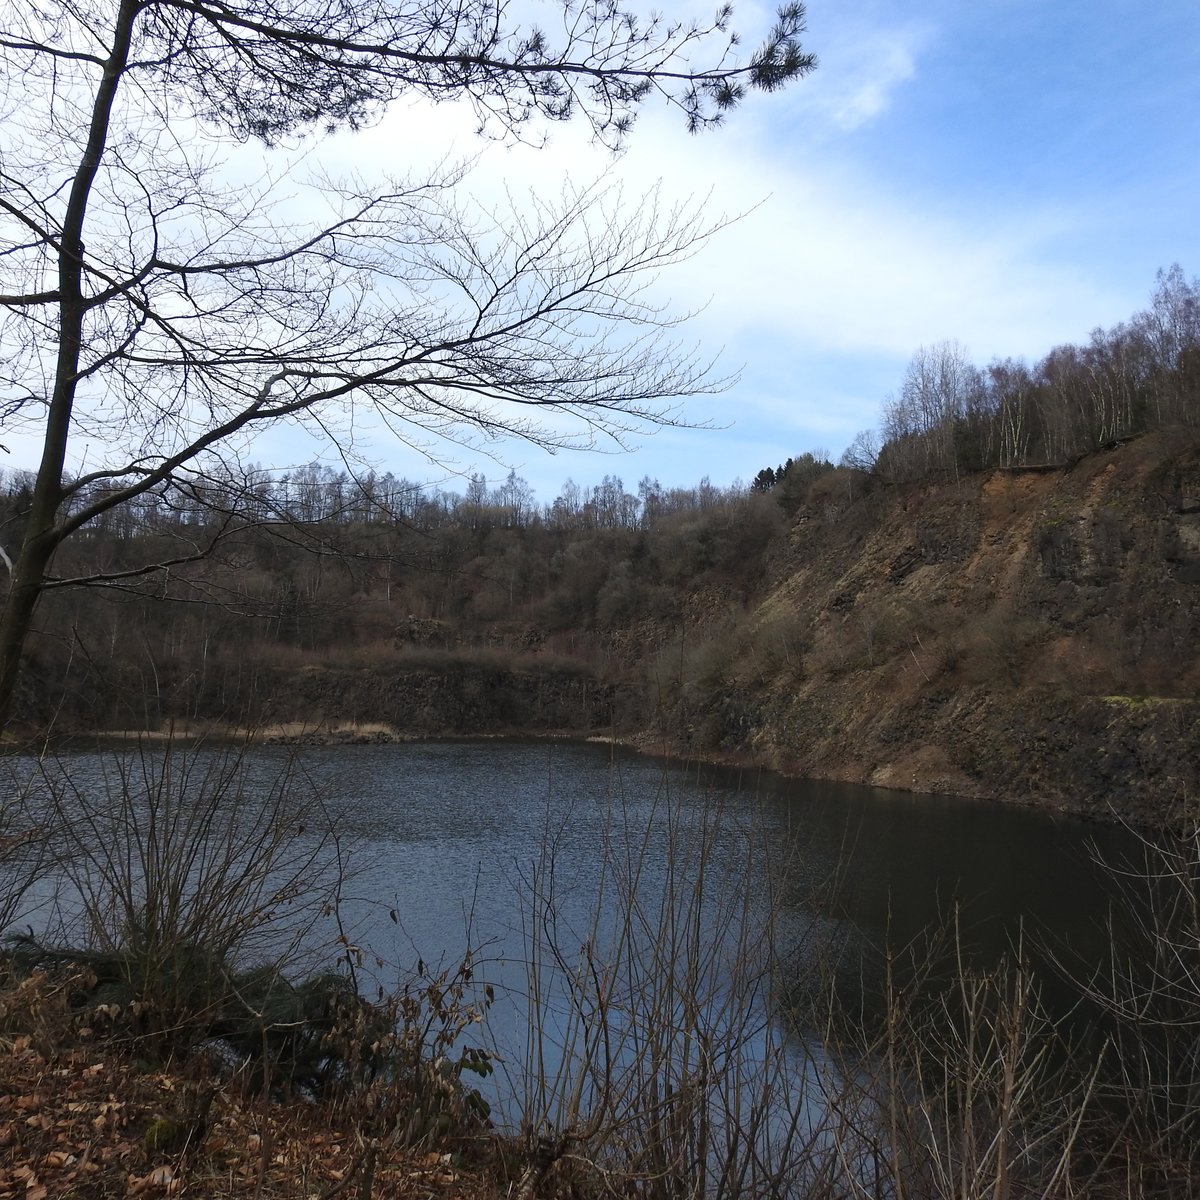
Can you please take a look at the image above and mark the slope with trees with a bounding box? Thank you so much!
[4,259,1199,821]
[0,0,815,729]
[844,265,1200,484]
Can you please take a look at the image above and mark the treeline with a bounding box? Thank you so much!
[1,451,784,727]
[2,265,1198,728]
[845,264,1200,483]
[0,464,740,549]
[740,267,1200,512]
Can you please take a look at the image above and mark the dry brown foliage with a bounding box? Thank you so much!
[0,972,502,1200]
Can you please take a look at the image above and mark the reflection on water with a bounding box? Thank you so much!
[273,739,1132,1006]
[3,737,1141,1117]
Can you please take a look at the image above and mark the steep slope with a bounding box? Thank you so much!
[680,431,1200,823]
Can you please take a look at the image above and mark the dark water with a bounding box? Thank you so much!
[4,737,1145,1122]
[9,736,1139,982]
[278,738,1133,970]
[193,738,1138,1058]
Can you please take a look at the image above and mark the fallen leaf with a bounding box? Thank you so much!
[126,1165,175,1195]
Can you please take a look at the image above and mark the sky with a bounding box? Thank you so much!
[8,0,1200,506]
[294,0,1200,501]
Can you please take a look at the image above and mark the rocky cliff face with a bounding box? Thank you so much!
[237,660,619,738]
[669,431,1200,823]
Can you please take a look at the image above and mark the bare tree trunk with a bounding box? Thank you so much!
[0,538,56,730]
[0,0,138,733]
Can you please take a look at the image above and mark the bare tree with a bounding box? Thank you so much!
[894,340,979,479]
[1139,263,1200,426]
[0,0,816,729]
[986,358,1034,468]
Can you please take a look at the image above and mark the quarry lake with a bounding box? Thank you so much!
[273,737,1139,984]
[9,739,1137,1032]
[7,736,1149,1127]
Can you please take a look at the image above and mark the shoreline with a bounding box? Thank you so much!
[8,716,1146,829]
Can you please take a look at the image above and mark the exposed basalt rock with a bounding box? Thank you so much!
[140,660,620,741]
[661,432,1200,824]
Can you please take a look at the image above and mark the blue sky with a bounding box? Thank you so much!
[308,0,1200,502]
[8,0,1200,507]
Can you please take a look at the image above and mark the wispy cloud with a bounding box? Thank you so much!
[805,22,930,131]
[207,73,1142,485]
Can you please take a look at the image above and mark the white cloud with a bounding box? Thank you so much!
[6,0,1173,494]
[807,24,928,131]
[185,81,1135,485]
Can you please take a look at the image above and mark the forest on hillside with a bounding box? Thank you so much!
[2,265,1198,736]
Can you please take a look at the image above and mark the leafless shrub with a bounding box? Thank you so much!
[8,739,350,1054]
[352,950,496,1148]
[743,609,811,683]
[498,778,831,1200]
[0,769,51,938]
[957,610,1049,687]
[822,928,1104,1200]
[1058,813,1200,1197]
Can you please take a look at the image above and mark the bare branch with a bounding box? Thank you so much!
[0,0,812,728]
